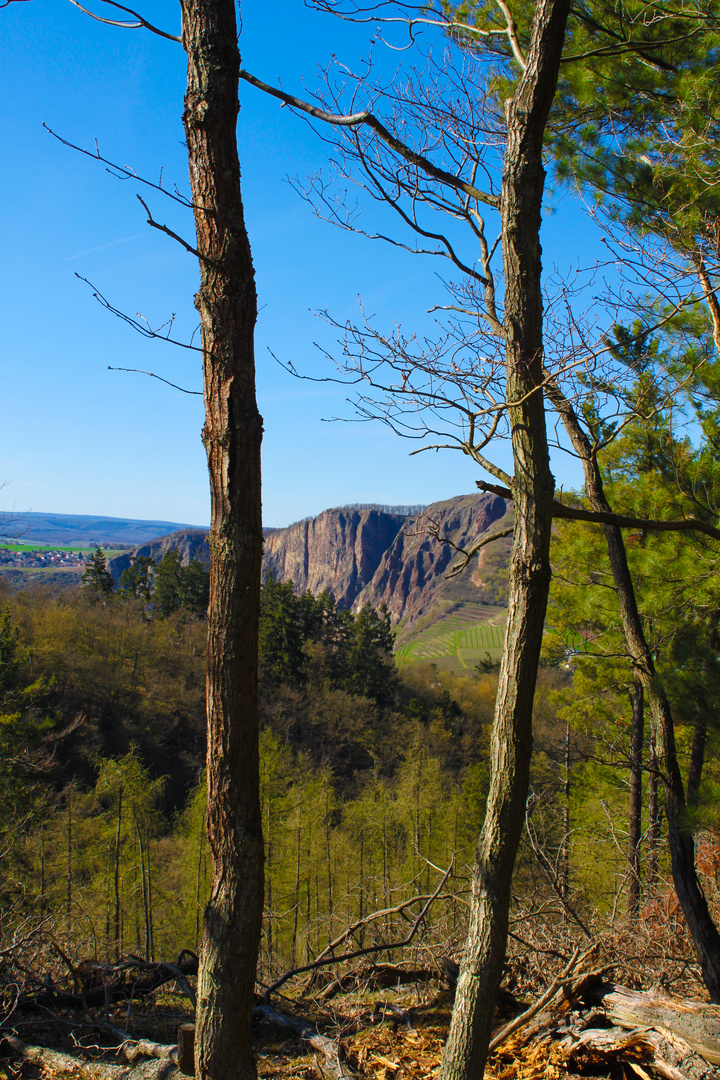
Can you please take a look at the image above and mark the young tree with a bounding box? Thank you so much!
[119,554,155,603]
[152,550,184,617]
[180,558,210,618]
[81,547,114,599]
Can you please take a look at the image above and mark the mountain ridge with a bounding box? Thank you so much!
[106,492,512,636]
[0,511,206,547]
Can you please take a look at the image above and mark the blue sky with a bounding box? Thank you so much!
[1,0,601,528]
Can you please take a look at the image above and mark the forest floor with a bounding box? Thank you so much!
[3,934,720,1080]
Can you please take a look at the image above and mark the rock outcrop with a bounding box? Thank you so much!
[108,529,210,583]
[262,507,407,609]
[108,493,511,632]
[353,493,509,625]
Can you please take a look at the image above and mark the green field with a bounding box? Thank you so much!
[1,544,84,553]
[395,607,505,670]
[0,545,125,556]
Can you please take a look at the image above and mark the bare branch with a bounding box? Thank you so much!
[136,194,204,261]
[495,0,526,71]
[108,367,202,395]
[264,857,454,1001]
[43,124,194,209]
[66,0,181,42]
[477,480,720,543]
[239,68,500,208]
[76,275,203,352]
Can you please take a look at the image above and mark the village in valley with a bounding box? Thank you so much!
[0,546,88,569]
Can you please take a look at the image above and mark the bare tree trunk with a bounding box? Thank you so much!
[181,2,264,1077]
[628,681,644,917]
[325,785,333,941]
[561,719,571,907]
[292,817,301,970]
[194,810,205,954]
[40,827,46,916]
[66,793,72,926]
[135,818,151,962]
[546,379,720,1003]
[439,3,568,1075]
[686,623,715,807]
[266,797,273,976]
[146,826,154,962]
[114,785,123,961]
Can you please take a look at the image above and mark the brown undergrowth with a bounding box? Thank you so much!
[2,908,718,1080]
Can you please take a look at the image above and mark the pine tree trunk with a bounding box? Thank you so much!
[628,681,644,917]
[546,372,720,1003]
[438,3,567,1075]
[181,2,264,1077]
[648,732,660,894]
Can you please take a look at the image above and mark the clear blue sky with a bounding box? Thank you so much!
[1,1,599,528]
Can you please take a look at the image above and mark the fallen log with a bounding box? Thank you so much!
[0,1036,177,1080]
[314,963,442,1001]
[561,1024,719,1080]
[14,953,197,1013]
[118,1039,178,1065]
[490,947,607,1053]
[588,983,720,1066]
[254,1002,356,1080]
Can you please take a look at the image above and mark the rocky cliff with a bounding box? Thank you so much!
[108,529,210,583]
[353,493,510,626]
[108,493,511,632]
[262,507,407,609]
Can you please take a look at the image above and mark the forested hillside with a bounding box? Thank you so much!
[3,513,720,982]
[7,0,720,1076]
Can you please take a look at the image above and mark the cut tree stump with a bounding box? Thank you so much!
[177,1024,195,1076]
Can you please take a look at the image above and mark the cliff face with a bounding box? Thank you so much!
[262,508,406,609]
[108,494,511,631]
[108,529,210,583]
[352,493,509,625]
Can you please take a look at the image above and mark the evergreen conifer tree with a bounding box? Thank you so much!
[81,547,114,599]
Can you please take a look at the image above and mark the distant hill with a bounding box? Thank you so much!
[0,511,207,547]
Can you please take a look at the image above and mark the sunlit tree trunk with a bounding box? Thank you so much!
[181,1,264,1077]
[560,719,571,908]
[114,785,122,961]
[439,3,568,1075]
[628,681,644,917]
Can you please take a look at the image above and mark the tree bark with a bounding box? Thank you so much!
[545,383,720,1001]
[438,2,568,1076]
[181,2,264,1078]
[627,681,643,917]
[648,724,660,893]
[561,718,571,908]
